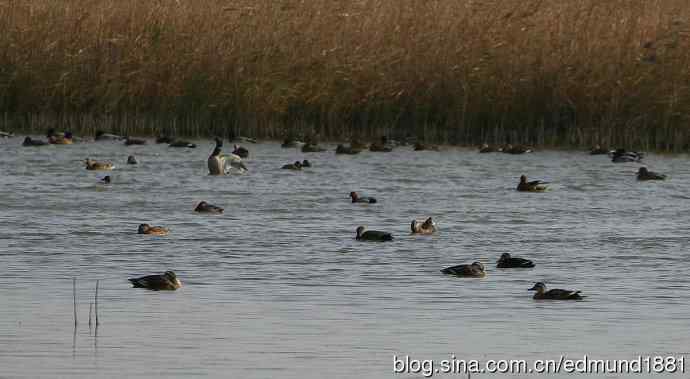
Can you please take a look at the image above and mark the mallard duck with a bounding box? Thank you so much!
[589,144,611,155]
[128,271,181,291]
[125,137,146,146]
[127,155,138,165]
[441,262,486,277]
[85,158,114,171]
[232,144,249,158]
[95,131,123,141]
[281,138,305,148]
[22,137,47,146]
[350,191,377,204]
[517,175,548,192]
[637,167,666,181]
[479,143,502,153]
[282,161,303,170]
[335,144,361,155]
[529,282,583,300]
[502,144,532,154]
[138,223,169,236]
[369,136,393,152]
[302,143,326,153]
[414,142,439,151]
[156,135,174,144]
[194,201,224,213]
[410,217,436,234]
[610,148,643,163]
[301,159,311,167]
[169,140,196,148]
[355,226,393,241]
[496,253,534,268]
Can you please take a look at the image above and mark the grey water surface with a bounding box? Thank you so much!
[1,137,689,378]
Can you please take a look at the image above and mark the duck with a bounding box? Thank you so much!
[517,175,548,192]
[156,135,174,144]
[502,144,532,154]
[232,144,249,158]
[282,161,303,170]
[137,223,169,236]
[22,137,47,146]
[128,271,181,291]
[369,136,394,152]
[101,176,112,184]
[194,201,224,214]
[414,142,439,151]
[335,144,361,155]
[441,262,486,277]
[479,143,502,153]
[301,159,311,167]
[496,253,534,268]
[610,148,643,163]
[125,137,146,146]
[350,191,377,204]
[589,144,611,155]
[281,137,305,148]
[302,143,326,152]
[46,129,74,145]
[208,145,247,175]
[95,131,124,141]
[169,140,197,148]
[529,282,583,300]
[355,226,393,241]
[410,217,437,234]
[637,167,666,181]
[127,155,138,165]
[85,158,114,171]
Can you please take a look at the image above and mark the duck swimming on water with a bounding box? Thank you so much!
[441,262,486,277]
[610,148,643,163]
[517,175,548,192]
[129,271,181,291]
[350,191,377,203]
[127,155,138,165]
[529,282,583,300]
[355,226,393,241]
[138,224,169,236]
[85,158,114,171]
[496,253,534,268]
[410,217,436,234]
[637,167,666,181]
[282,161,302,170]
[194,201,224,213]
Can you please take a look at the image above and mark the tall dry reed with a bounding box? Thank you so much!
[0,0,689,149]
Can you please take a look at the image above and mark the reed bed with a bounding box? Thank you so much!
[1,0,689,149]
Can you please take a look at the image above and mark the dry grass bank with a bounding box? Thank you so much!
[1,0,689,149]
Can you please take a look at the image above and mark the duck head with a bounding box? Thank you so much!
[211,147,222,157]
[214,137,223,148]
[519,175,527,184]
[422,217,434,228]
[294,161,302,168]
[195,201,208,211]
[164,271,181,287]
[302,159,310,166]
[350,192,359,201]
[529,282,546,294]
[127,155,138,164]
[638,167,648,175]
[138,224,150,234]
[355,226,365,238]
[102,176,111,184]
[498,253,511,263]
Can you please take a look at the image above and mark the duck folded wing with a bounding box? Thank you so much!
[128,275,170,289]
[546,289,582,299]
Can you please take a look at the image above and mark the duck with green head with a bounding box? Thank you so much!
[129,271,181,291]
[529,282,583,300]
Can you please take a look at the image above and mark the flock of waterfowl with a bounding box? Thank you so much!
[4,128,670,298]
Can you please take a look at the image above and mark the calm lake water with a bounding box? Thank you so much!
[1,137,689,378]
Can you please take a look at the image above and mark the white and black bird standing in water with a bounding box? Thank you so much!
[208,138,247,175]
